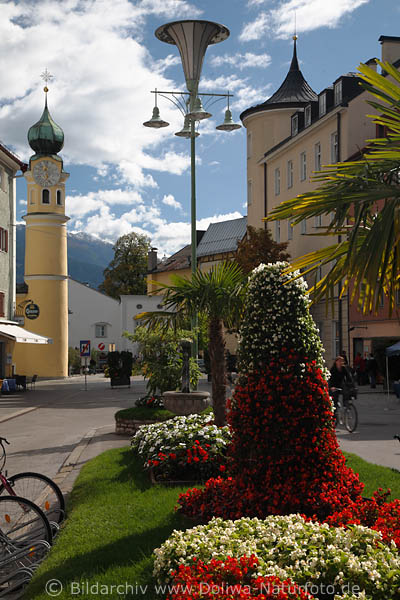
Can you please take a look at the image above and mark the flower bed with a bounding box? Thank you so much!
[115,397,174,435]
[131,413,231,482]
[167,555,313,600]
[154,514,400,600]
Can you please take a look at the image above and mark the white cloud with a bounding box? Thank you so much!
[0,0,199,189]
[162,194,182,210]
[240,0,369,41]
[210,52,272,70]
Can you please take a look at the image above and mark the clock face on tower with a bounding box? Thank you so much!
[32,160,61,187]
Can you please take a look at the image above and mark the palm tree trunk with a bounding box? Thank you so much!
[208,317,227,426]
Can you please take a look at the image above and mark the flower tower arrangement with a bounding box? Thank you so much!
[178,263,364,521]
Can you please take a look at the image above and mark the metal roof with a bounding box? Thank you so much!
[197,216,247,258]
[240,40,316,121]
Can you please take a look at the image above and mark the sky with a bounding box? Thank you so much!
[0,0,398,257]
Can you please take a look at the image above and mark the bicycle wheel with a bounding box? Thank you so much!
[345,403,358,433]
[0,496,52,545]
[0,473,65,525]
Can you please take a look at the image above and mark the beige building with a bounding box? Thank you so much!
[240,35,400,366]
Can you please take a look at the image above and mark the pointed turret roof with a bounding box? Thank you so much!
[240,38,317,122]
[28,90,64,157]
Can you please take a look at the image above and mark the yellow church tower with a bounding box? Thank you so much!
[14,79,69,377]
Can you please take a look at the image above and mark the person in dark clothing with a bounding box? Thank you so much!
[329,355,354,409]
[366,353,378,389]
[340,350,348,365]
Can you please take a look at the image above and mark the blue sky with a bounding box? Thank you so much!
[0,0,397,256]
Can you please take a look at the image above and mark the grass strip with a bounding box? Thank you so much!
[115,406,175,421]
[26,447,194,600]
[26,449,400,599]
[344,451,400,499]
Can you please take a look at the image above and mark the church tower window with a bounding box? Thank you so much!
[42,189,50,204]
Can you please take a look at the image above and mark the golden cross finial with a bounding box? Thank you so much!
[40,68,54,94]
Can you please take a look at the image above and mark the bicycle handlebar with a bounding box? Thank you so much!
[0,438,9,445]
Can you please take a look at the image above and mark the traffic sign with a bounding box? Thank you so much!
[98,342,105,351]
[80,340,91,357]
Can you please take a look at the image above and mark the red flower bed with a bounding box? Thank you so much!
[324,488,400,546]
[166,555,313,600]
[178,353,363,521]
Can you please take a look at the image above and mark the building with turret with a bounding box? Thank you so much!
[240,36,400,365]
[13,86,69,378]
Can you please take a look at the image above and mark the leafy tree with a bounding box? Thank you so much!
[265,60,400,314]
[99,232,151,299]
[124,325,200,396]
[235,226,290,273]
[137,262,246,426]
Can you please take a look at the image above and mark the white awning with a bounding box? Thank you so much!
[0,322,50,344]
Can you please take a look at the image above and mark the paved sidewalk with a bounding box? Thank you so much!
[0,376,398,503]
[336,387,400,470]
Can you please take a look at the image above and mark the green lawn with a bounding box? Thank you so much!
[115,406,175,421]
[26,448,400,599]
[344,451,400,499]
[26,447,194,600]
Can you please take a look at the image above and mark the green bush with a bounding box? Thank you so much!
[125,326,201,395]
[68,347,81,374]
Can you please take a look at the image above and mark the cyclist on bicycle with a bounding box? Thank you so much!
[329,355,354,410]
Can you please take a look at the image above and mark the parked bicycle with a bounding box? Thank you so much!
[330,386,358,433]
[0,438,65,528]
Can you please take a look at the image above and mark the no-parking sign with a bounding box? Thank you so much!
[98,342,105,351]
[80,340,91,357]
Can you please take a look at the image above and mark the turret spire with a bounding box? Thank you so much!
[28,70,64,157]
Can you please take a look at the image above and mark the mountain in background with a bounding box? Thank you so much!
[16,226,114,290]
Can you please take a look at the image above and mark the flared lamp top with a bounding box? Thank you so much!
[155,20,229,93]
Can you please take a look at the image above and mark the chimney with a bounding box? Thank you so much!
[147,248,158,272]
[365,57,378,72]
[379,35,400,64]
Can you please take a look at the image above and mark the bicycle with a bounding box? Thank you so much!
[330,386,358,433]
[0,438,65,527]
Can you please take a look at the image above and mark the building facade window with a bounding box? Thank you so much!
[0,168,6,192]
[0,292,4,318]
[30,189,35,205]
[274,168,280,196]
[95,324,107,338]
[247,179,252,206]
[56,190,62,205]
[314,215,322,228]
[247,132,252,159]
[287,160,293,188]
[0,228,8,253]
[305,105,312,127]
[275,220,280,243]
[314,142,321,171]
[301,219,307,235]
[333,321,340,357]
[287,219,293,240]
[334,80,342,106]
[42,189,50,204]
[319,93,326,117]
[291,114,298,136]
[300,152,307,181]
[331,132,339,163]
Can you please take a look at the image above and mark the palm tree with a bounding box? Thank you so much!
[138,261,246,426]
[266,59,400,314]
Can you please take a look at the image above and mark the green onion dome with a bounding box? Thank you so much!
[28,92,64,156]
